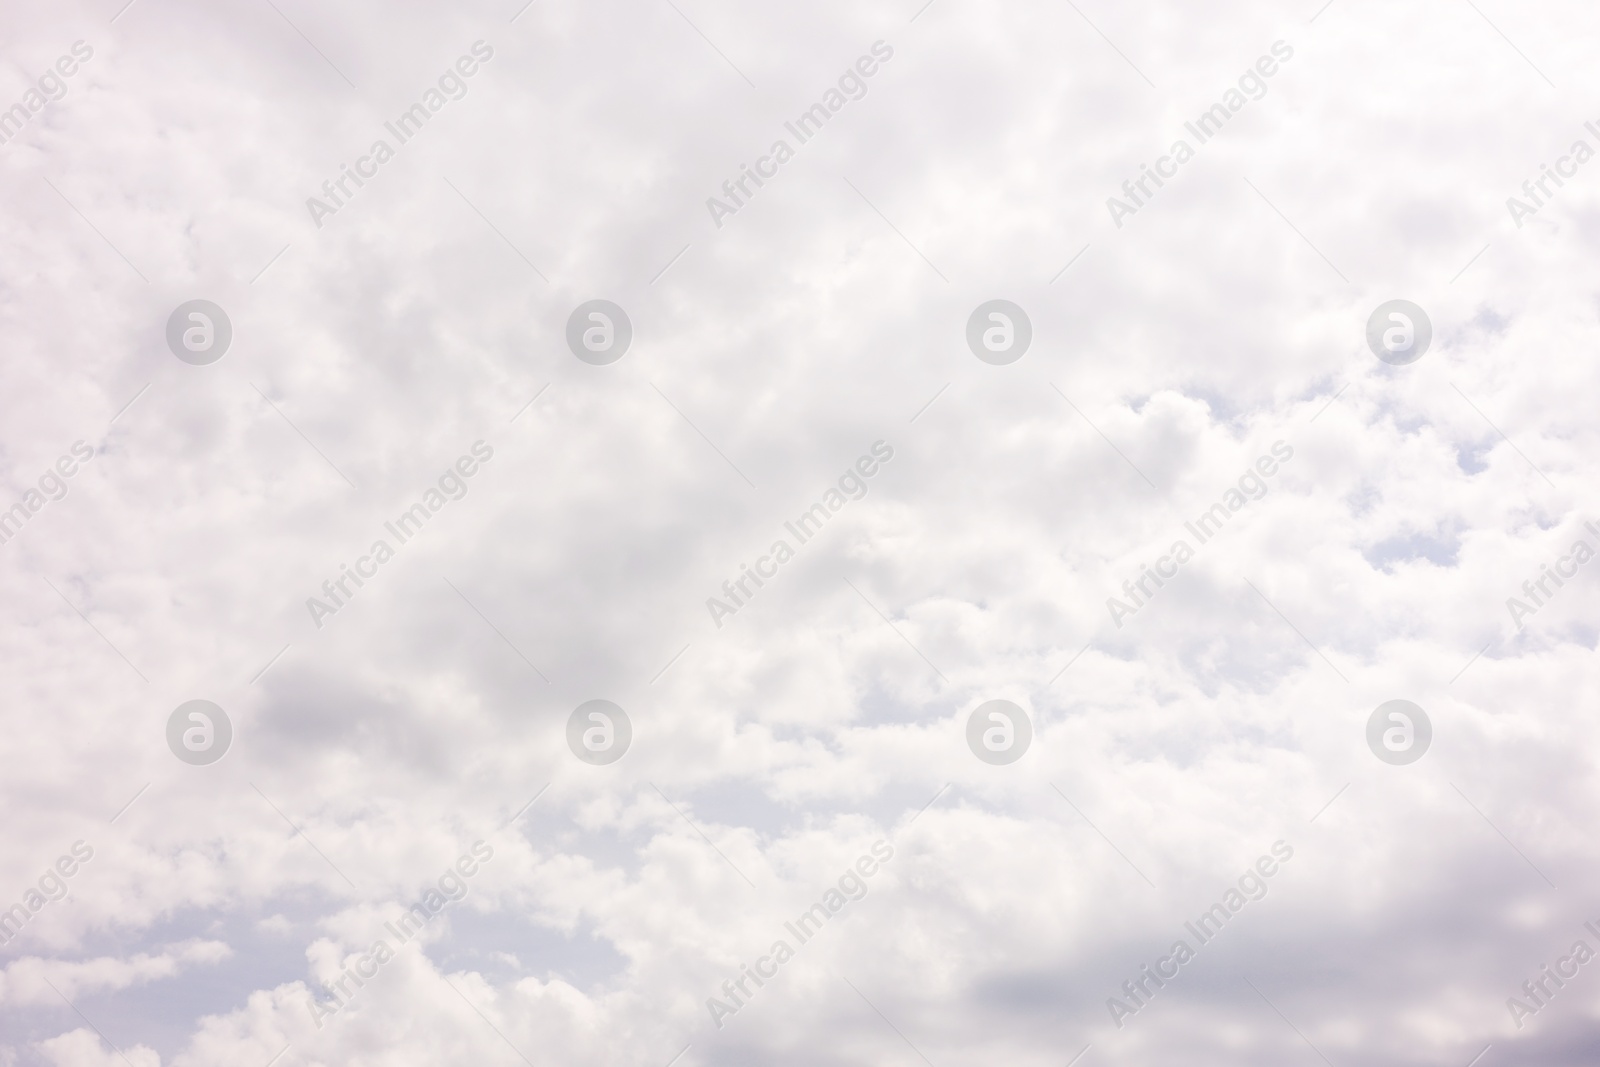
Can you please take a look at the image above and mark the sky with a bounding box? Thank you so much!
[2,0,1599,1064]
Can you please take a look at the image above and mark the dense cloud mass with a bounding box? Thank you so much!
[2,0,1599,1064]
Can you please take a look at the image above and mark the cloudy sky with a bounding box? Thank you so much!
[2,0,1599,1064]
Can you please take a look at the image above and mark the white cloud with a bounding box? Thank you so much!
[0,942,230,1006]
[3,0,1600,1064]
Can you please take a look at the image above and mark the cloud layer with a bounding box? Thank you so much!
[2,1,1599,1065]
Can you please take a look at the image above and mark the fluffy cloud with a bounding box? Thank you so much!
[3,0,1600,1065]
[0,942,230,1007]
